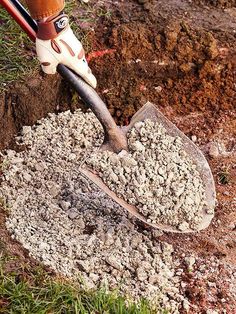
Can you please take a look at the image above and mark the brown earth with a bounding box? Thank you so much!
[0,0,235,312]
[193,0,236,8]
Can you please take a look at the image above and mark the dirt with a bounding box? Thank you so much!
[193,0,236,8]
[0,0,236,312]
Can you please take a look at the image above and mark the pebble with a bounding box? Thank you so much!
[185,256,196,269]
[191,135,197,142]
[178,222,190,231]
[208,142,220,158]
[60,201,71,211]
[68,209,79,219]
[106,256,124,271]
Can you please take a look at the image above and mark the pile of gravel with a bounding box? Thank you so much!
[87,119,206,231]
[0,110,190,312]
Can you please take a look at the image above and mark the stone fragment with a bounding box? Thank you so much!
[68,209,79,219]
[136,267,148,281]
[60,201,71,211]
[208,142,220,158]
[185,256,196,269]
[106,256,123,271]
[178,222,190,231]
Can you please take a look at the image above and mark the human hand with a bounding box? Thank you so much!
[36,13,96,88]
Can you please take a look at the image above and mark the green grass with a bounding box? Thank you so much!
[0,255,158,314]
[0,6,37,90]
[218,166,231,185]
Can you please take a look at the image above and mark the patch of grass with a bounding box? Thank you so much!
[0,255,158,314]
[218,166,231,185]
[0,7,37,91]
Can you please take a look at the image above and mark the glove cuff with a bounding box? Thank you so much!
[37,13,69,40]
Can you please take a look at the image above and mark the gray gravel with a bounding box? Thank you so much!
[87,119,206,230]
[1,109,235,313]
[0,110,191,313]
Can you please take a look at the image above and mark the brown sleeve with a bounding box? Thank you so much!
[25,0,65,20]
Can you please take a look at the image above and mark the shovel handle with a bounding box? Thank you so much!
[1,0,127,153]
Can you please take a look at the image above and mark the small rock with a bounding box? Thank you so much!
[89,273,100,282]
[130,141,145,152]
[136,267,148,281]
[178,222,189,231]
[191,135,197,142]
[155,86,163,92]
[185,256,196,269]
[23,172,32,182]
[106,256,123,271]
[22,126,31,135]
[68,209,79,219]
[206,310,219,314]
[182,299,190,311]
[60,201,71,211]
[11,157,24,164]
[76,260,91,273]
[208,142,219,158]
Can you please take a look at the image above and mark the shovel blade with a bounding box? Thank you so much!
[81,102,216,233]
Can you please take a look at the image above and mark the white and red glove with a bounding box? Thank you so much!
[36,13,97,88]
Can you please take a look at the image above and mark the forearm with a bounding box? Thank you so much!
[25,0,65,20]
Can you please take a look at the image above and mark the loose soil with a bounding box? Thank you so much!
[0,0,235,312]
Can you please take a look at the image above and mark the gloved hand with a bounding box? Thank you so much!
[36,13,96,88]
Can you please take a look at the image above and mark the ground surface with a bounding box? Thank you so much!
[0,0,236,313]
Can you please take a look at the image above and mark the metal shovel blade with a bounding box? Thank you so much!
[80,102,216,233]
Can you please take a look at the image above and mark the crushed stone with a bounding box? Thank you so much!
[0,109,235,312]
[0,109,191,313]
[87,119,206,230]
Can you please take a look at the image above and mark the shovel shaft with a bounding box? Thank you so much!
[1,0,127,153]
[0,0,36,41]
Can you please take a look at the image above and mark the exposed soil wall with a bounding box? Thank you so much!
[0,76,74,150]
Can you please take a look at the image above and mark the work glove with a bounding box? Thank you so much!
[36,13,97,88]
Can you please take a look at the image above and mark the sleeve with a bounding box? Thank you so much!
[25,0,65,20]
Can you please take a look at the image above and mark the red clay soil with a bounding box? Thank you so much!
[0,0,235,312]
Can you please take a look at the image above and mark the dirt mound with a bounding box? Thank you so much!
[91,20,235,130]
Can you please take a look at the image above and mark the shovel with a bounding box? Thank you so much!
[1,0,216,233]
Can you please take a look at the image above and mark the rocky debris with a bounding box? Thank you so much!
[87,119,207,230]
[203,141,233,158]
[0,109,235,312]
[0,109,190,312]
[208,142,220,158]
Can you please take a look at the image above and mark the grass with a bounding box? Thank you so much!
[218,166,231,185]
[0,255,158,314]
[0,7,37,90]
